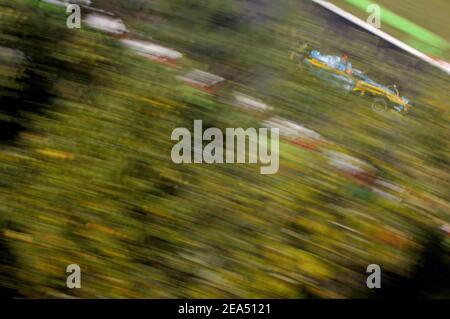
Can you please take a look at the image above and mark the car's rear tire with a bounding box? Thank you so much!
[371,97,387,113]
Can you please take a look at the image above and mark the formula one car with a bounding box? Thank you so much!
[291,44,412,113]
[352,70,411,113]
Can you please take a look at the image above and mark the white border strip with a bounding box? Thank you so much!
[312,0,450,75]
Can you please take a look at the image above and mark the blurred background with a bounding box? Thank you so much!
[0,0,449,298]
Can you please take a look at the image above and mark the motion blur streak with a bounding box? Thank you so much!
[0,0,449,298]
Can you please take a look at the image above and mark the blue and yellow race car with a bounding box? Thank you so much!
[291,45,412,113]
